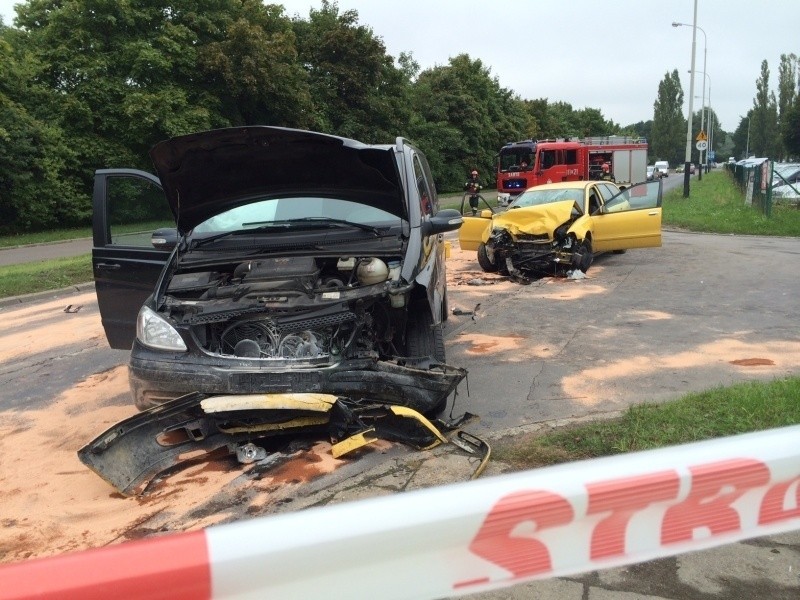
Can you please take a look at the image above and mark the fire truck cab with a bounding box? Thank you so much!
[496,137,648,206]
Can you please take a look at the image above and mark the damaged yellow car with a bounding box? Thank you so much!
[459,180,662,278]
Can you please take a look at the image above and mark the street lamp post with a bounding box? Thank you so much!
[693,70,712,173]
[746,117,751,159]
[674,20,707,182]
[707,83,712,168]
[671,1,699,198]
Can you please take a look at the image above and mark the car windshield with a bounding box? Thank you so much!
[510,188,583,208]
[192,197,401,235]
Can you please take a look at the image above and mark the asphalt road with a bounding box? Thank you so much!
[0,237,92,267]
[444,229,800,432]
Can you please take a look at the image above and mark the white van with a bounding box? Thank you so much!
[654,161,669,177]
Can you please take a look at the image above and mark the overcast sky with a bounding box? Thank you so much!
[2,0,797,133]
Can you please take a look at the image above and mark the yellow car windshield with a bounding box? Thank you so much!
[511,189,583,208]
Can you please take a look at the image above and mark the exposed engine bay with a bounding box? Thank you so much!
[161,254,414,362]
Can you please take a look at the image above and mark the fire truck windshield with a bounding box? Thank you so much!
[499,148,534,172]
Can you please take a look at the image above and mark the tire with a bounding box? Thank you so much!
[406,303,446,363]
[572,239,593,273]
[477,243,498,272]
[613,249,627,254]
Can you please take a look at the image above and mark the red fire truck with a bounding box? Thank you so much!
[495,136,648,205]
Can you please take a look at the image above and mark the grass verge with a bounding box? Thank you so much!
[663,171,800,236]
[493,376,800,469]
[0,227,92,248]
[0,255,93,299]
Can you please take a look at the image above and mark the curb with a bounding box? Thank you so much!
[0,282,96,309]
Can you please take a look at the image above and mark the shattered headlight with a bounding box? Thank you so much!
[136,306,187,351]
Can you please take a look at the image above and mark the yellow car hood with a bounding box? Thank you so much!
[492,200,580,238]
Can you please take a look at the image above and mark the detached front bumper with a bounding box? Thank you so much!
[78,388,484,496]
[130,353,466,416]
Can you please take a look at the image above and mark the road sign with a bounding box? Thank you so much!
[708,151,716,161]
[696,141,708,151]
[695,131,707,141]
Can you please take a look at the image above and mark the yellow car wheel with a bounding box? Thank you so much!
[477,243,499,273]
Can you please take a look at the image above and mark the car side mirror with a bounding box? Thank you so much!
[151,227,178,250]
[421,208,463,236]
[479,209,493,218]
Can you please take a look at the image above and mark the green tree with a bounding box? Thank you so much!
[731,111,753,160]
[651,70,685,166]
[198,1,314,128]
[0,25,81,232]
[9,0,316,230]
[292,0,411,142]
[783,102,800,159]
[749,60,780,158]
[777,53,798,159]
[408,54,530,190]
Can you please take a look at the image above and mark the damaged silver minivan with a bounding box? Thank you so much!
[92,127,465,417]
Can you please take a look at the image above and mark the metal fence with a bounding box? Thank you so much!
[725,160,773,217]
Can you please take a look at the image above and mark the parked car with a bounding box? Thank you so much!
[92,126,465,416]
[772,164,800,189]
[772,164,800,201]
[654,161,669,178]
[458,179,662,278]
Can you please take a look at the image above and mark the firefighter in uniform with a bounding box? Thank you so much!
[464,169,482,215]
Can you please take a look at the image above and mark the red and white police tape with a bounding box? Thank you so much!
[3,425,800,599]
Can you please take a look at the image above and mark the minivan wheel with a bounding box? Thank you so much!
[406,303,446,363]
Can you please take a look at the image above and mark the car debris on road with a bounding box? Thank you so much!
[77,386,490,496]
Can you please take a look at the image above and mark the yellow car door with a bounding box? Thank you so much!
[591,181,662,252]
[458,212,493,251]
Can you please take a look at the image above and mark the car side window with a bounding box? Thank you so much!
[107,176,173,246]
[599,183,619,203]
[588,188,602,214]
[603,181,661,213]
[413,155,433,217]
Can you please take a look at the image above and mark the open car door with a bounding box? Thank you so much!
[92,169,174,349]
[591,180,662,253]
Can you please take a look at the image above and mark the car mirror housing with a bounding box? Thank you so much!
[151,227,178,251]
[421,208,463,236]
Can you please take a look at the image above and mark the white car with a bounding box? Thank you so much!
[654,161,669,178]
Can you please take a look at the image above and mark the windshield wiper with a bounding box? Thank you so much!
[189,218,385,249]
[256,217,383,236]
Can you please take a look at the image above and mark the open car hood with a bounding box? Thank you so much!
[492,199,580,237]
[149,127,405,234]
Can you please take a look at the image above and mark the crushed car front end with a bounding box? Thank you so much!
[482,199,590,276]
